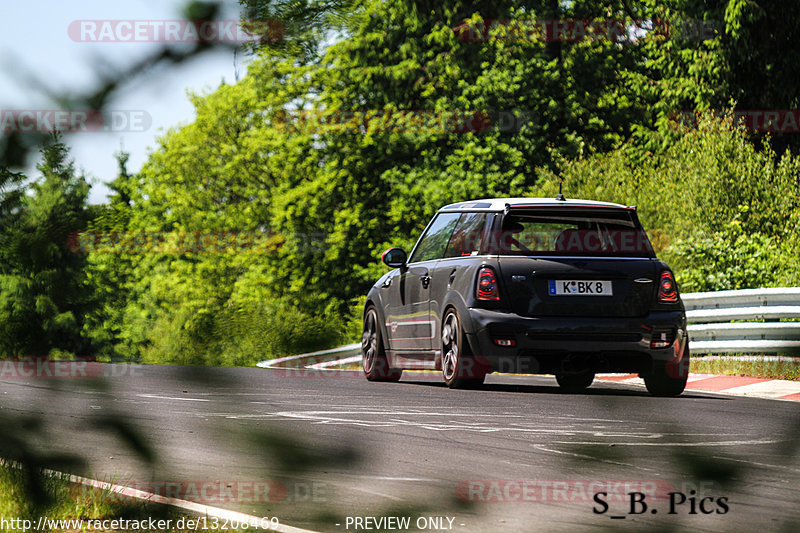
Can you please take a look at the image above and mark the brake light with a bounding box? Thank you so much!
[477,267,500,300]
[658,271,678,303]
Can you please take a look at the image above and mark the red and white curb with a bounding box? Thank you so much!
[257,344,360,370]
[597,373,800,402]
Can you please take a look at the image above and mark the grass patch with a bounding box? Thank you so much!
[690,357,800,381]
[0,463,252,532]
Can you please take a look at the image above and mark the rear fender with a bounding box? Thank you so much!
[439,291,483,357]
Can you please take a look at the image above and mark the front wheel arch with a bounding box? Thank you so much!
[363,297,391,352]
[362,305,402,382]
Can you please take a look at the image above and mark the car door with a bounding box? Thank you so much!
[427,212,490,347]
[384,212,460,353]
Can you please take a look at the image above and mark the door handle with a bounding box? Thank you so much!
[420,275,431,289]
[448,269,457,285]
[381,279,392,288]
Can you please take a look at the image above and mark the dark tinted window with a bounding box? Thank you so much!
[409,212,460,263]
[443,212,488,258]
[488,209,655,257]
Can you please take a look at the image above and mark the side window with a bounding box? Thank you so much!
[443,213,487,258]
[409,212,461,263]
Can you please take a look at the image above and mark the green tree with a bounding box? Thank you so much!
[0,168,26,266]
[93,0,800,363]
[0,135,95,358]
[82,150,139,359]
[260,0,704,308]
[529,113,800,291]
[91,74,347,365]
[241,0,362,62]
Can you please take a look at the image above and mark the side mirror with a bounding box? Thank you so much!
[381,247,407,269]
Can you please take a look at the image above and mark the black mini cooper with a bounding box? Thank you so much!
[361,197,689,396]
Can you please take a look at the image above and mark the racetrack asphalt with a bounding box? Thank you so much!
[1,364,798,532]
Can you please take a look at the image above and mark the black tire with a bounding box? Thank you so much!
[362,307,402,382]
[644,354,689,397]
[555,370,595,393]
[441,309,487,389]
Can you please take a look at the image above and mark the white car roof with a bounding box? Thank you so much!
[440,197,629,211]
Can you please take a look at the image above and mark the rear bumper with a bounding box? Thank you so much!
[466,308,687,375]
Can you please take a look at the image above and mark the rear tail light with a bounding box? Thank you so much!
[658,271,678,303]
[476,267,500,300]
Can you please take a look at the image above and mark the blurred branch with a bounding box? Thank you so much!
[0,1,233,170]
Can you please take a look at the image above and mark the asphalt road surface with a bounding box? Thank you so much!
[1,364,799,532]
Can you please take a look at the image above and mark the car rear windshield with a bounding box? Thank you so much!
[489,208,656,257]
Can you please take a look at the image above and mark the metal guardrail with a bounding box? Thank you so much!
[684,287,800,354]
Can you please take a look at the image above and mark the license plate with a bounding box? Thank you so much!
[549,280,613,296]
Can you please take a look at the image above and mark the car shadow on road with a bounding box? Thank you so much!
[395,378,719,400]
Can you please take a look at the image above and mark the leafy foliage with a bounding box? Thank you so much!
[530,113,800,292]
[0,135,96,358]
